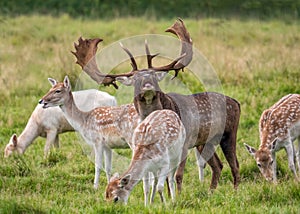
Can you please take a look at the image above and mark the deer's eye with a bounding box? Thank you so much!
[270,160,274,165]
[257,163,261,168]
[55,89,61,94]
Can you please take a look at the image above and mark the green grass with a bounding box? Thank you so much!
[0,15,300,213]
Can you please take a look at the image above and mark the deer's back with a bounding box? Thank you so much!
[168,92,240,148]
[259,94,300,144]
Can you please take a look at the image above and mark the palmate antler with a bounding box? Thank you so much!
[71,37,134,89]
[71,18,193,88]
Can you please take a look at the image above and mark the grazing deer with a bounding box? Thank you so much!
[245,94,300,182]
[71,19,240,191]
[105,109,186,205]
[4,89,117,158]
[39,76,140,189]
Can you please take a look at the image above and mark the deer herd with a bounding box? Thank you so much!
[4,19,300,205]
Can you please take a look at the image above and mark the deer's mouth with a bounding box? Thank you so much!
[39,99,49,108]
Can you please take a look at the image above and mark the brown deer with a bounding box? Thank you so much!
[245,94,300,182]
[71,19,240,191]
[105,109,186,205]
[39,76,140,189]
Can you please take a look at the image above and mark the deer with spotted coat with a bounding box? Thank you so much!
[245,94,300,182]
[105,109,186,205]
[39,76,140,189]
[71,19,240,191]
[4,89,116,158]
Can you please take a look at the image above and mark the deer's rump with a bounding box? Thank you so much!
[167,92,241,149]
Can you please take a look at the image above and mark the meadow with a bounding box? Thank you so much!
[0,15,300,213]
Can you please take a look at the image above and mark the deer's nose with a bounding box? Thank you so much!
[143,83,154,90]
[38,99,44,104]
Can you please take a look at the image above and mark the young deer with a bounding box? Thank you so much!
[39,76,140,189]
[105,109,186,205]
[4,89,116,158]
[245,94,300,182]
[71,19,240,191]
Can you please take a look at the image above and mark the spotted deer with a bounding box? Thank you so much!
[39,76,140,189]
[71,19,240,191]
[105,109,186,205]
[4,89,116,158]
[245,94,300,182]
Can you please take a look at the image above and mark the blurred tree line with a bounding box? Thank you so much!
[0,0,299,19]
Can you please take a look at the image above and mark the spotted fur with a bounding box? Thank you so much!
[245,94,300,182]
[39,76,140,189]
[105,109,186,205]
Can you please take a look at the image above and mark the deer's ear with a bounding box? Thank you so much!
[10,134,18,147]
[48,78,57,86]
[63,76,71,89]
[119,174,131,187]
[244,143,256,156]
[116,76,134,86]
[156,72,167,81]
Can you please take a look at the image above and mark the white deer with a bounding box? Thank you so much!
[4,89,117,158]
[245,94,300,182]
[39,76,140,189]
[105,109,186,205]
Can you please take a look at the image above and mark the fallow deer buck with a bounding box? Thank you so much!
[245,94,300,182]
[105,109,186,205]
[71,19,240,191]
[39,76,140,189]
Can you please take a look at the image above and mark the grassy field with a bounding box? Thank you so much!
[0,15,300,213]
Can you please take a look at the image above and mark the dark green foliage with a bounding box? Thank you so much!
[0,0,299,19]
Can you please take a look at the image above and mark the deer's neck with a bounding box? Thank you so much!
[17,119,40,153]
[134,91,180,120]
[60,91,87,130]
[122,157,148,192]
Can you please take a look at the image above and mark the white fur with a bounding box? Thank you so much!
[4,89,117,158]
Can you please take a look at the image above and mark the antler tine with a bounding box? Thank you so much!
[152,18,193,78]
[145,40,159,69]
[72,37,122,89]
[119,42,138,71]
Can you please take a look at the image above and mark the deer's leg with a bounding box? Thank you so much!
[143,172,151,206]
[103,146,112,183]
[195,146,206,181]
[285,141,298,180]
[53,134,59,148]
[175,146,188,194]
[156,166,168,204]
[297,137,300,172]
[44,130,58,158]
[220,133,240,189]
[150,173,157,204]
[93,143,103,189]
[271,151,277,182]
[168,162,178,202]
[199,143,223,190]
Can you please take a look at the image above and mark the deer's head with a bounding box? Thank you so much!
[105,173,131,204]
[4,134,19,157]
[244,139,277,182]
[39,76,71,108]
